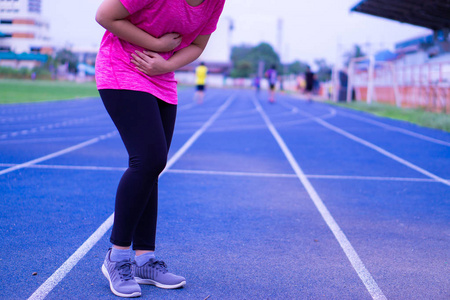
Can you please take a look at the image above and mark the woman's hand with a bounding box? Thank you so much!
[156,33,182,52]
[131,51,173,76]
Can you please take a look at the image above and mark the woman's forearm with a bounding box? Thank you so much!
[99,18,163,50]
[166,44,204,71]
[166,35,211,72]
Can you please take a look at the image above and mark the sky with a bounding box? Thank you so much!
[42,0,432,67]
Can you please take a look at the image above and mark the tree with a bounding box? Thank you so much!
[232,60,253,78]
[230,42,280,78]
[343,44,365,67]
[287,60,309,75]
[54,49,79,74]
[314,59,332,82]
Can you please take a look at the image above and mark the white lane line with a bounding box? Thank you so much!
[311,117,450,187]
[252,95,387,300]
[168,169,440,182]
[277,100,449,186]
[165,94,235,170]
[27,214,115,300]
[0,163,443,183]
[282,99,450,147]
[1,115,105,140]
[167,168,296,178]
[177,102,197,111]
[196,109,337,133]
[305,174,438,182]
[0,163,127,172]
[337,110,450,147]
[0,136,110,145]
[177,90,224,111]
[27,93,235,300]
[0,131,118,176]
[276,109,336,127]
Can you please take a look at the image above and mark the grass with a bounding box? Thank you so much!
[330,100,450,132]
[0,79,99,104]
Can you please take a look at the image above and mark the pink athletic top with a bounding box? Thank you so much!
[95,0,225,104]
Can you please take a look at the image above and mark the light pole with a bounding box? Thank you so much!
[223,16,234,62]
[277,18,284,90]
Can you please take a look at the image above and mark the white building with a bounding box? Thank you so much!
[0,0,51,54]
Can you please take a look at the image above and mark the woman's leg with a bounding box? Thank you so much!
[133,99,177,251]
[99,89,176,249]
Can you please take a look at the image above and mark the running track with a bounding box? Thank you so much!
[0,88,449,299]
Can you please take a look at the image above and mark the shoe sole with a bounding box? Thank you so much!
[134,277,186,289]
[102,264,141,298]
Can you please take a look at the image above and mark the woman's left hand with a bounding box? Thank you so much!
[131,51,172,76]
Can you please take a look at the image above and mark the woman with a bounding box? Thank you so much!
[95,0,225,297]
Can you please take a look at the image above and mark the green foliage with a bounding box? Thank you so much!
[231,60,253,78]
[230,42,280,78]
[230,42,317,78]
[314,59,332,82]
[0,63,53,80]
[32,66,52,80]
[0,48,80,82]
[287,61,309,75]
[0,49,75,79]
[0,66,31,79]
[55,49,79,74]
[344,44,366,67]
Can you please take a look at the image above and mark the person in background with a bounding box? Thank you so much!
[304,66,315,102]
[95,0,225,297]
[296,73,305,92]
[266,64,277,103]
[194,62,208,104]
[253,75,261,94]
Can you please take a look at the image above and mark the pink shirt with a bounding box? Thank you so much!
[95,0,225,104]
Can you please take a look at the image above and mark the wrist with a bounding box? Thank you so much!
[164,59,176,73]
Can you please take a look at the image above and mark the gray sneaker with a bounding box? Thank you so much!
[133,258,186,289]
[102,249,142,298]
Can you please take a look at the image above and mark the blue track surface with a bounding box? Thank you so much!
[0,88,449,299]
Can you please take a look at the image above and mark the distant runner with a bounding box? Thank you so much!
[194,62,208,104]
[266,64,277,103]
[304,66,315,102]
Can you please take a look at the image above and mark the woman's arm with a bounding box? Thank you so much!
[95,0,182,52]
[131,34,211,76]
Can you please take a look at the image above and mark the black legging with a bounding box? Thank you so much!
[99,89,177,251]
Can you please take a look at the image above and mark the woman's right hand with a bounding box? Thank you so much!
[156,33,182,52]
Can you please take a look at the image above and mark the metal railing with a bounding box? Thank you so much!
[347,56,450,113]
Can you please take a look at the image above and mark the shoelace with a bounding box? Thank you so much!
[115,261,134,281]
[149,260,168,274]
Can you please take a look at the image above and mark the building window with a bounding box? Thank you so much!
[28,0,41,13]
[0,9,19,13]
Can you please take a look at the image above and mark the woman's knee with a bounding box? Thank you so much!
[129,151,167,176]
